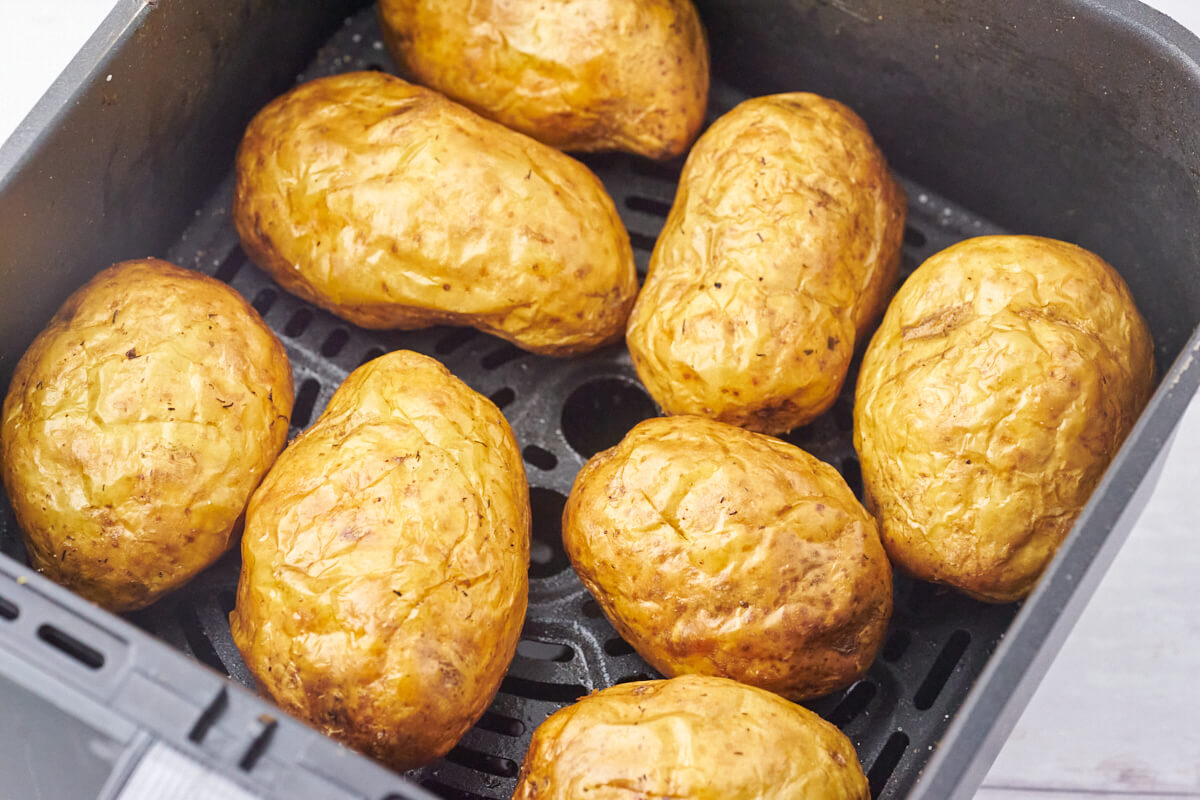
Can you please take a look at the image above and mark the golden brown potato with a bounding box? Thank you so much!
[378,0,709,159]
[1,259,292,611]
[233,71,636,356]
[854,236,1155,603]
[230,350,529,770]
[563,415,892,700]
[627,93,905,434]
[513,674,869,800]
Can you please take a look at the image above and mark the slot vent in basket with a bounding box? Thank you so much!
[832,395,854,433]
[213,246,246,284]
[868,731,910,798]
[250,288,278,317]
[238,716,278,772]
[624,195,673,218]
[827,680,878,729]
[188,686,228,744]
[435,327,478,356]
[284,307,314,338]
[358,345,386,367]
[630,157,683,184]
[904,225,928,248]
[914,629,971,710]
[840,455,864,499]
[37,624,104,670]
[290,377,322,429]
[0,594,17,621]
[481,343,525,370]
[628,230,658,253]
[320,328,350,358]
[516,638,575,663]
[176,604,229,676]
[882,628,913,663]
[445,747,518,779]
[529,488,570,579]
[906,580,943,615]
[602,637,636,658]
[499,676,588,704]
[475,712,525,738]
[488,386,516,410]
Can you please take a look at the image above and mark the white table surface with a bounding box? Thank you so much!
[2,2,1199,798]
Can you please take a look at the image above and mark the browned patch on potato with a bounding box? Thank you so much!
[901,303,973,340]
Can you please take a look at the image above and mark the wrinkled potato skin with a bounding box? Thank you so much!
[563,416,892,700]
[1,259,293,611]
[378,0,709,159]
[513,675,869,800]
[627,93,905,433]
[855,236,1155,603]
[233,71,636,356]
[230,350,529,770]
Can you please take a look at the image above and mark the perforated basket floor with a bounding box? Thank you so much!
[0,9,1024,800]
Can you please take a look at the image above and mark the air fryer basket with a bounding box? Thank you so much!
[2,1,1200,799]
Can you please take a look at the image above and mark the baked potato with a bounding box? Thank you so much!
[230,350,529,770]
[563,415,892,700]
[627,93,906,434]
[854,235,1155,603]
[233,71,637,356]
[513,674,869,800]
[1,259,292,611]
[378,0,709,159]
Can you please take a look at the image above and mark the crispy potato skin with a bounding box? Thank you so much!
[0,259,293,611]
[230,350,529,770]
[563,416,892,700]
[513,674,869,800]
[627,93,905,433]
[378,0,709,159]
[233,71,636,356]
[854,236,1155,603]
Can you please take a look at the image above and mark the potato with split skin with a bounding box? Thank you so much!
[378,0,709,159]
[230,350,529,770]
[854,235,1155,603]
[233,71,637,356]
[513,674,869,800]
[627,92,906,434]
[1,259,293,611]
[563,415,892,701]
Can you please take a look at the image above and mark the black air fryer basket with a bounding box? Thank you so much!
[2,1,1199,798]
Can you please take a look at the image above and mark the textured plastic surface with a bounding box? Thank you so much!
[2,1,1200,799]
[0,558,435,799]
